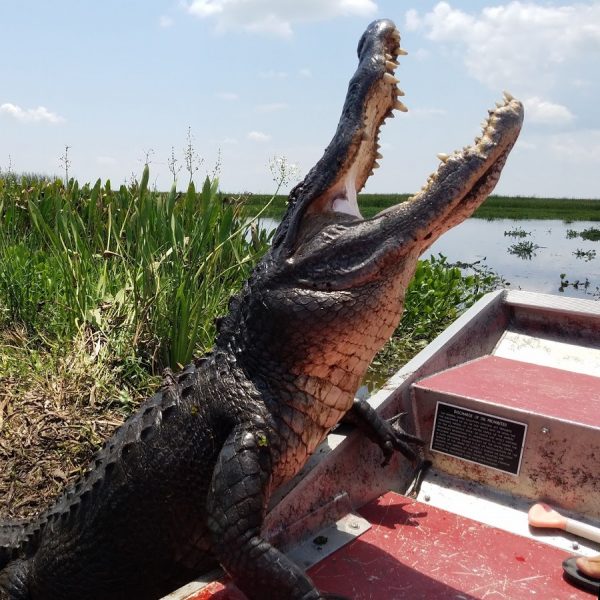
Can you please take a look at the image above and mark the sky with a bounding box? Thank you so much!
[1,1,599,198]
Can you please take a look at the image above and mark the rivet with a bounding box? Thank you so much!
[424,494,431,502]
[349,521,360,530]
[572,542,579,550]
[541,427,550,435]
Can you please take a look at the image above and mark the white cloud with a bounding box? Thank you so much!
[0,103,65,124]
[524,97,574,125]
[405,9,420,31]
[187,0,223,17]
[247,130,271,142]
[406,2,600,92]
[159,15,174,28]
[256,102,288,112]
[186,0,377,37]
[96,156,118,166]
[549,130,600,164]
[515,139,537,151]
[216,91,239,101]
[412,48,430,61]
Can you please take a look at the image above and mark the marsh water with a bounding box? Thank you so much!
[258,217,600,300]
[425,219,599,299]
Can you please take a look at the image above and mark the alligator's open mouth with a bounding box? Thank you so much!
[306,22,407,220]
[275,19,524,258]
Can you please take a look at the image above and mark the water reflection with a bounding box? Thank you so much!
[507,240,542,260]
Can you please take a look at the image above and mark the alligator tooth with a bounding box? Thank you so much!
[376,152,383,160]
[437,153,449,163]
[503,90,514,102]
[385,60,397,71]
[495,101,503,108]
[385,53,393,60]
[394,100,408,112]
[397,48,408,56]
[373,161,380,169]
[396,88,405,96]
[383,73,399,85]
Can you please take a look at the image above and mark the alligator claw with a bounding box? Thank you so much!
[381,413,425,466]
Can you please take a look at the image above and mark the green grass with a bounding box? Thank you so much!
[242,193,600,221]
[473,196,600,221]
[0,168,278,516]
[0,168,273,376]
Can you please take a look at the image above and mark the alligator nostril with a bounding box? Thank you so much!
[424,232,432,240]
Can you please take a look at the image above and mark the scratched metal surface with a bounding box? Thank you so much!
[172,491,592,599]
[413,355,600,521]
[308,492,590,600]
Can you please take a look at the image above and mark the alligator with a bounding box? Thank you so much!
[0,18,523,600]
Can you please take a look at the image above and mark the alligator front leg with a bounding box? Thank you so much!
[207,428,344,600]
[344,398,423,465]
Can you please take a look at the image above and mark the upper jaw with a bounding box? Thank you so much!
[273,19,406,255]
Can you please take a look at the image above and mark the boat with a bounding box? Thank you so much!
[164,289,600,599]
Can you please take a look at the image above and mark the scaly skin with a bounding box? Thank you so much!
[0,19,523,600]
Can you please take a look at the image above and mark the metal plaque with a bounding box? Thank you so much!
[430,402,527,475]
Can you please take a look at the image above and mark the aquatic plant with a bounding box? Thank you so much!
[573,249,596,262]
[580,227,600,241]
[507,240,541,259]
[504,226,530,238]
[559,273,591,293]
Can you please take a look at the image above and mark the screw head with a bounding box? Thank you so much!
[572,542,580,550]
[424,494,431,502]
[349,521,360,530]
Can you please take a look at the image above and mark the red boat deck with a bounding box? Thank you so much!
[186,492,591,599]
[415,354,600,427]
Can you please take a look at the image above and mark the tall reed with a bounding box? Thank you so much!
[0,167,272,373]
